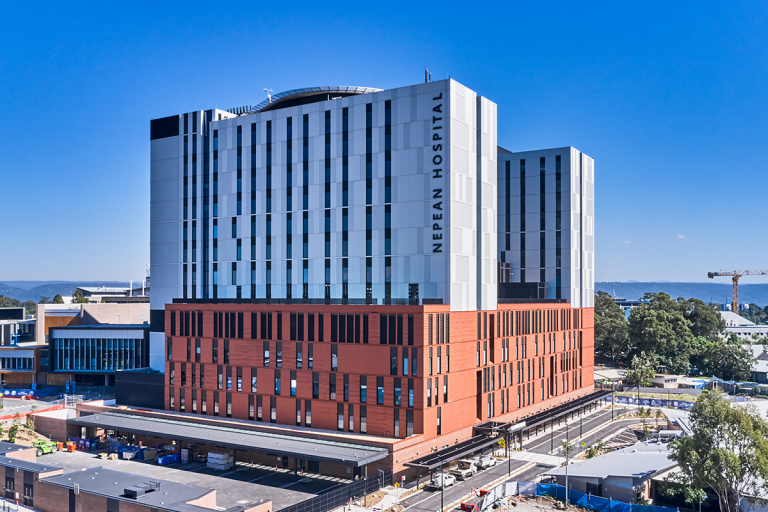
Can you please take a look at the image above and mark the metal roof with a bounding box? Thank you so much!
[0,455,60,474]
[248,86,381,114]
[43,467,212,511]
[544,442,676,480]
[68,412,388,467]
[474,390,612,435]
[404,435,501,471]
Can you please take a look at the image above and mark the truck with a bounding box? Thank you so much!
[32,440,59,456]
[476,455,497,469]
[426,473,456,489]
[450,459,478,480]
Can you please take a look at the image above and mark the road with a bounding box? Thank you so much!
[399,407,633,512]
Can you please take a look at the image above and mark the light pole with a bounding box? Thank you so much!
[439,456,444,512]
[562,436,570,508]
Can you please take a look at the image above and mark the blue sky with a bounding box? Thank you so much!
[1,1,767,283]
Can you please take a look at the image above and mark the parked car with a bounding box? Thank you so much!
[426,473,456,489]
[450,459,478,480]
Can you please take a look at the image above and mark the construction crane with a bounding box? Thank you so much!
[707,270,768,312]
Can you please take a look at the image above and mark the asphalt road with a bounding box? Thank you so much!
[399,408,633,512]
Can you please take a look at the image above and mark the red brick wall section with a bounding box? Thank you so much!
[161,303,595,475]
[34,482,69,512]
[4,447,36,463]
[33,414,69,443]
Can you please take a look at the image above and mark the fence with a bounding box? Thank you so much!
[477,482,677,512]
[276,470,392,512]
[0,495,38,512]
[537,483,677,512]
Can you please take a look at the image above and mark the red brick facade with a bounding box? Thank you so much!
[163,302,594,472]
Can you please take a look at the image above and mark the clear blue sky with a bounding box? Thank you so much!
[2,1,767,283]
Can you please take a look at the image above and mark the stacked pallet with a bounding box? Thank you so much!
[207,451,233,470]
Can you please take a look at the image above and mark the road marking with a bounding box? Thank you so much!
[247,473,277,483]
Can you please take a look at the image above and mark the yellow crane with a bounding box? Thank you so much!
[707,270,768,312]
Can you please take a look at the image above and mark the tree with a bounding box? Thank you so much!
[594,291,630,365]
[628,293,695,374]
[38,296,50,305]
[684,298,725,341]
[7,425,19,444]
[625,351,658,386]
[691,334,755,381]
[668,391,768,512]
[52,294,64,304]
[71,289,89,304]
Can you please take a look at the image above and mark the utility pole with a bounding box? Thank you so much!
[440,455,445,512]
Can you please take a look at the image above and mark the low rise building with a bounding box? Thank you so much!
[544,442,677,503]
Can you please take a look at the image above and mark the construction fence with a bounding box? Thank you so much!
[478,482,678,512]
[276,470,392,512]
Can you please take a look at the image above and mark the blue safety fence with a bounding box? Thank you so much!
[535,483,677,512]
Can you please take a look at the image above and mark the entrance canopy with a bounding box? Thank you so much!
[68,412,388,467]
[404,435,501,471]
[474,390,612,435]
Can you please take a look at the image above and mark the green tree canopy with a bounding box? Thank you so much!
[628,293,695,374]
[52,294,64,304]
[624,351,658,386]
[690,334,755,380]
[594,291,630,365]
[70,289,89,304]
[668,391,768,512]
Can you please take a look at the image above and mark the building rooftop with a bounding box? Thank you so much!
[51,324,149,331]
[544,442,676,479]
[42,467,214,511]
[69,412,389,466]
[0,455,61,474]
[722,311,755,327]
[243,86,382,114]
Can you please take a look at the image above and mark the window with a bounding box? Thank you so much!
[270,396,276,423]
[312,372,319,399]
[331,344,338,371]
[408,379,414,407]
[274,369,281,395]
[412,348,418,376]
[290,370,297,396]
[251,368,257,392]
[437,407,441,435]
[348,404,354,432]
[263,341,269,367]
[390,347,398,376]
[443,375,448,402]
[276,342,282,367]
[360,405,367,434]
[213,391,219,416]
[296,399,301,426]
[308,343,313,369]
[337,403,344,431]
[226,366,231,390]
[427,378,432,407]
[360,375,367,403]
[406,409,414,437]
[344,374,349,401]
[305,400,312,427]
[237,367,242,391]
[329,373,337,400]
[296,343,303,369]
[217,365,223,390]
[394,378,401,406]
[377,376,384,405]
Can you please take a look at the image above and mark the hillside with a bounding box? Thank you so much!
[597,282,768,307]
[0,281,131,303]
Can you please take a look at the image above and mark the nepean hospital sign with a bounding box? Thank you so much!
[431,92,444,253]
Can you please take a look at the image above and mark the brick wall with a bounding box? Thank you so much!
[156,302,594,474]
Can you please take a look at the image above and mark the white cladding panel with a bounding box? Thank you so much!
[153,80,497,311]
[497,147,594,308]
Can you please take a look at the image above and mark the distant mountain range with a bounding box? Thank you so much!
[597,282,768,307]
[3,280,766,307]
[0,281,132,303]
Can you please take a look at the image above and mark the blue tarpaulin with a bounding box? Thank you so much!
[534,483,677,512]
